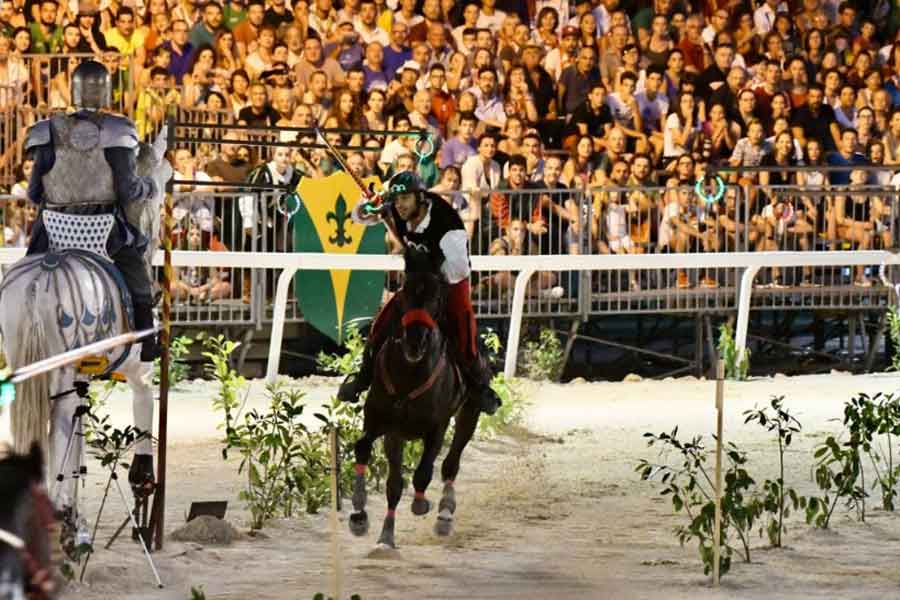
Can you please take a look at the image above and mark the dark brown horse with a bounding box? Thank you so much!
[0,444,58,599]
[348,249,482,548]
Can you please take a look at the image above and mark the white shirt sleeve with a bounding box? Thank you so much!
[350,193,382,225]
[438,229,471,284]
[238,195,256,230]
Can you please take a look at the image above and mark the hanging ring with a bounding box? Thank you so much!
[276,192,301,218]
[695,174,725,205]
[413,134,434,162]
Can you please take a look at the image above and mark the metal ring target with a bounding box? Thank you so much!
[276,192,302,218]
[695,175,725,205]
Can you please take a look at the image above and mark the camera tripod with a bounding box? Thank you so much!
[49,381,163,588]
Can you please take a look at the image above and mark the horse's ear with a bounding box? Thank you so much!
[27,442,43,480]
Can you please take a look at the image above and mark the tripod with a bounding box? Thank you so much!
[49,381,163,588]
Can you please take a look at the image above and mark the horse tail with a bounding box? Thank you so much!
[10,297,50,454]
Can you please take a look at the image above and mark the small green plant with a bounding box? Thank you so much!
[842,392,900,511]
[153,335,195,387]
[806,433,866,528]
[317,321,367,377]
[717,323,750,381]
[83,380,120,443]
[522,327,565,381]
[479,374,528,438]
[221,381,312,529]
[887,307,900,371]
[636,429,762,577]
[190,586,207,600]
[202,335,248,436]
[312,594,362,600]
[743,396,803,547]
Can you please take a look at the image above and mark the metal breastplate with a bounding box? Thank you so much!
[42,115,117,209]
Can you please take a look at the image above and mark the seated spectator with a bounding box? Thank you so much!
[702,102,739,165]
[593,158,641,291]
[430,165,472,236]
[826,128,868,185]
[664,92,702,161]
[171,222,232,303]
[2,199,26,247]
[238,82,280,127]
[9,157,32,199]
[791,85,840,152]
[729,118,770,183]
[561,134,599,188]
[564,82,612,152]
[833,168,884,286]
[440,112,477,170]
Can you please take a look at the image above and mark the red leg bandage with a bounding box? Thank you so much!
[447,280,477,361]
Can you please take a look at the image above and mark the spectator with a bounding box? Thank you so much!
[827,128,868,185]
[164,19,193,84]
[461,133,501,192]
[544,24,578,82]
[238,82,279,126]
[470,66,506,130]
[29,0,62,54]
[664,92,701,161]
[294,35,344,91]
[172,223,232,303]
[190,1,223,49]
[233,0,263,54]
[791,85,840,151]
[104,7,146,77]
[559,45,600,115]
[440,111,477,169]
[263,0,292,28]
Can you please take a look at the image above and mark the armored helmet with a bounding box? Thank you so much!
[71,60,112,111]
[384,170,426,203]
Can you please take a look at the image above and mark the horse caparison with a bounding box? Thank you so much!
[347,247,482,548]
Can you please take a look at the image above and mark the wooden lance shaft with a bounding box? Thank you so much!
[713,358,725,586]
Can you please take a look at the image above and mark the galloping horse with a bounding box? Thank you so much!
[0,130,171,511]
[349,248,482,548]
[0,444,59,599]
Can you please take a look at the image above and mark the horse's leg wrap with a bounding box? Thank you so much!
[435,481,456,537]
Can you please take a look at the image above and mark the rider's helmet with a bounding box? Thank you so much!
[383,170,426,204]
[71,60,112,111]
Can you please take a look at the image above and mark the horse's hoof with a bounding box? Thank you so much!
[411,497,431,516]
[438,496,456,515]
[435,513,454,537]
[128,454,155,495]
[349,510,369,537]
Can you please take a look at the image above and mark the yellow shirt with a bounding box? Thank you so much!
[104,27,147,58]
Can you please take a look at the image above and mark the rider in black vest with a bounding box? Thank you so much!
[337,170,502,415]
[23,60,161,362]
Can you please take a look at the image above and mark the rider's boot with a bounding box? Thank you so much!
[337,344,376,403]
[460,356,502,415]
[134,302,161,362]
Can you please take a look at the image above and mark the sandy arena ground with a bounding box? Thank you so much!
[10,371,900,599]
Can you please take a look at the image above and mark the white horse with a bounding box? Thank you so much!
[0,129,171,509]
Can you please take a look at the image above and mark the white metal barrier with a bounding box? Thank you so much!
[2,247,898,380]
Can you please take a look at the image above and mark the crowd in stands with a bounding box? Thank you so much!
[2,0,900,295]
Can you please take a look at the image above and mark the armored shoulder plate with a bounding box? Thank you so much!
[24,119,52,151]
[99,113,139,150]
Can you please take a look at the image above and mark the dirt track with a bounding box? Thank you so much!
[59,372,900,599]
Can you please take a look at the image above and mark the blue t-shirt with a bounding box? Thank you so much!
[363,66,389,91]
[383,45,412,80]
[826,151,868,185]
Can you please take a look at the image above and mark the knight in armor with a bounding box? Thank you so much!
[337,171,502,415]
[23,60,161,362]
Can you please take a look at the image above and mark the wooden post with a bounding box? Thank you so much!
[150,117,175,551]
[329,426,343,600]
[713,358,725,586]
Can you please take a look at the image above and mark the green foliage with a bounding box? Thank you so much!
[636,429,762,578]
[153,335,195,387]
[190,586,207,600]
[479,374,528,438]
[522,327,565,382]
[220,381,315,529]
[317,322,367,377]
[83,380,120,443]
[203,335,248,436]
[887,307,900,372]
[807,434,866,528]
[312,594,362,600]
[743,396,803,547]
[842,392,900,512]
[717,323,749,381]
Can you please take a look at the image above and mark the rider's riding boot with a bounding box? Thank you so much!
[337,344,376,403]
[134,303,161,362]
[460,356,502,415]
